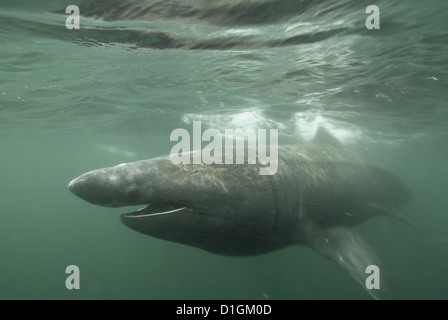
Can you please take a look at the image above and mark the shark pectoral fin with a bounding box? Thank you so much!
[303,225,393,300]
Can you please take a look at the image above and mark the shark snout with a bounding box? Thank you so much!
[68,175,91,200]
[68,174,109,206]
[68,170,141,208]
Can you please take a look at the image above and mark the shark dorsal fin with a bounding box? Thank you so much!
[313,127,343,149]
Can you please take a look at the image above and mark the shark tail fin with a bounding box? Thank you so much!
[302,225,394,300]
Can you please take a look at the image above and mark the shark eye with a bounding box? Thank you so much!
[124,184,139,198]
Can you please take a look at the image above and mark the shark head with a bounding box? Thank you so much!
[68,155,285,255]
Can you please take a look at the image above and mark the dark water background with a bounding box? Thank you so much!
[0,0,447,299]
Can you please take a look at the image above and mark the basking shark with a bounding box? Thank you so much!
[68,128,411,299]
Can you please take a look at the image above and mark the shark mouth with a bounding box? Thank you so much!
[122,204,188,219]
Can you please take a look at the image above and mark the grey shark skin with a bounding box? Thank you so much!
[69,128,410,299]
